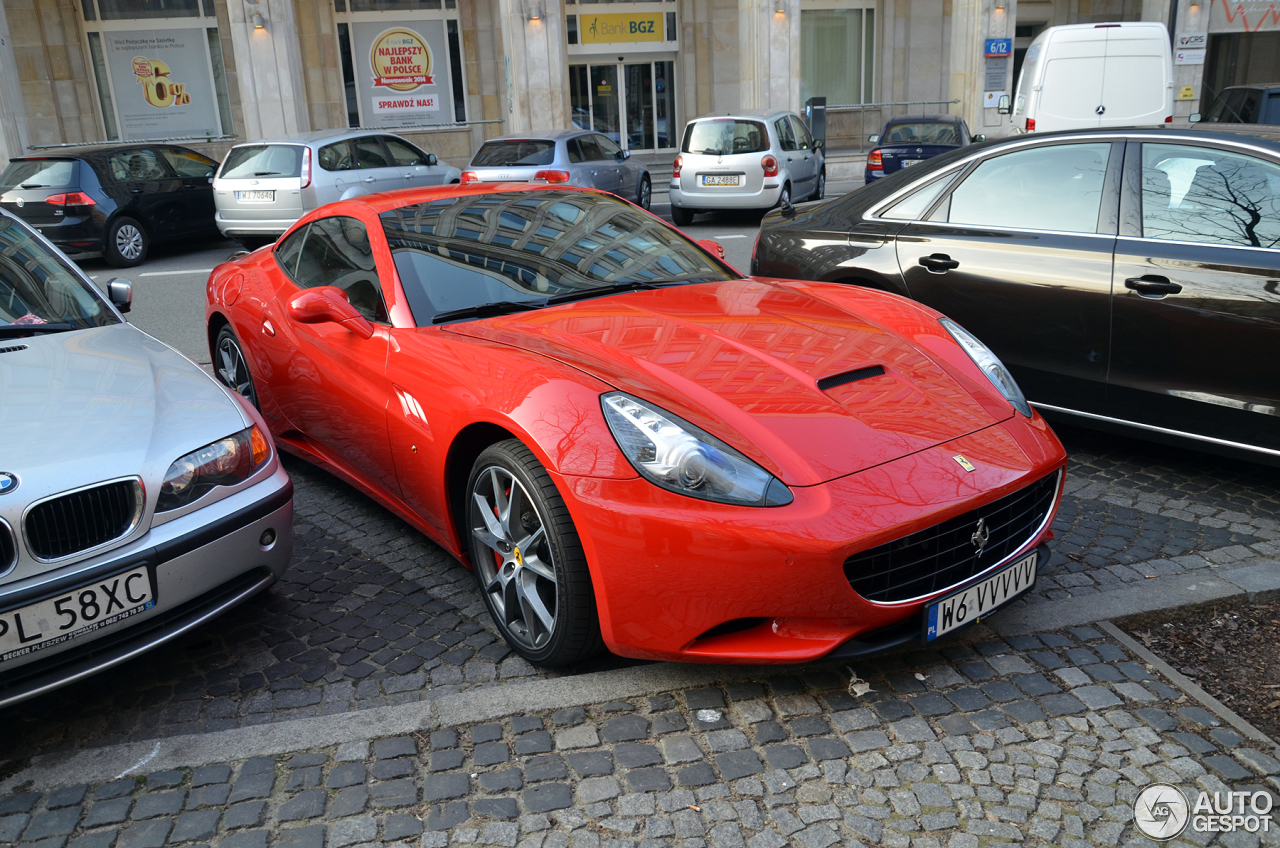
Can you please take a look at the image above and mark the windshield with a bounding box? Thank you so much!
[470,140,556,168]
[882,123,961,144]
[0,218,117,331]
[380,190,737,325]
[1202,89,1260,123]
[681,120,768,155]
[219,145,303,179]
[0,159,77,190]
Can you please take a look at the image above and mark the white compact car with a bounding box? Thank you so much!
[0,209,293,706]
[669,110,825,225]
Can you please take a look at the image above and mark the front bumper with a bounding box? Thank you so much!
[562,420,1065,663]
[669,181,782,211]
[0,467,293,707]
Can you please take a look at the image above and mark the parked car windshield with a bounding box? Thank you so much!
[681,120,768,155]
[220,145,304,179]
[380,190,736,324]
[883,123,960,144]
[0,159,77,189]
[470,140,556,167]
[1201,89,1262,124]
[0,217,116,330]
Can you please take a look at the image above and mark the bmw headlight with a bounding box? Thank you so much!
[157,425,271,512]
[601,392,793,506]
[940,318,1032,417]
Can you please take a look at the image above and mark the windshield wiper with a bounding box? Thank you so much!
[253,171,285,177]
[20,183,47,189]
[545,281,692,306]
[432,301,544,324]
[0,323,78,338]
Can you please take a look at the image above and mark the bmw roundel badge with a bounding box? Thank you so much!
[0,472,17,494]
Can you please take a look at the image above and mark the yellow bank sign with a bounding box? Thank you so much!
[579,13,664,44]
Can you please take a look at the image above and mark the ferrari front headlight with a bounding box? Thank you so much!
[941,317,1032,417]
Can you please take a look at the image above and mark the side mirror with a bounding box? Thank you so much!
[973,134,987,142]
[997,95,1011,115]
[868,134,880,144]
[106,278,133,314]
[619,149,631,160]
[1189,113,1201,123]
[287,286,375,339]
[697,239,726,260]
[426,153,438,166]
[813,139,824,150]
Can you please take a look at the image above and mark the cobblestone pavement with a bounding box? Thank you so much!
[5,626,1280,848]
[3,428,1278,762]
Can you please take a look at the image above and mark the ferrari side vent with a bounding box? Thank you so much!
[818,365,884,392]
[0,344,29,355]
[25,479,143,561]
[844,469,1061,603]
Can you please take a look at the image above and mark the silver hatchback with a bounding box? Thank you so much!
[461,130,652,210]
[669,110,825,225]
[214,129,461,247]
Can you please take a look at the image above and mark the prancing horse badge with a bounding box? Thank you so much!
[952,455,976,472]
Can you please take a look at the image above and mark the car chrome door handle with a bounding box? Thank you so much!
[1124,276,1182,298]
[919,254,960,273]
[364,176,376,183]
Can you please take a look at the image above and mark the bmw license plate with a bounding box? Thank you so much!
[235,190,274,202]
[0,565,155,663]
[925,552,1036,640]
[700,175,741,186]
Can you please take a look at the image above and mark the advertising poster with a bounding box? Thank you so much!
[351,21,454,128]
[105,30,219,141]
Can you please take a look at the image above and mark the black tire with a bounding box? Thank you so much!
[105,216,148,267]
[777,182,792,209]
[637,175,652,210]
[213,324,260,410]
[671,206,695,226]
[813,168,826,201]
[466,439,603,667]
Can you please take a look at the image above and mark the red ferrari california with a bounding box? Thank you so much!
[206,184,1066,667]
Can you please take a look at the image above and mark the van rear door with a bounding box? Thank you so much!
[1037,29,1106,131]
[1100,26,1171,126]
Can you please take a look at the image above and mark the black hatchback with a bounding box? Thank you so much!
[754,128,1280,466]
[0,145,220,267]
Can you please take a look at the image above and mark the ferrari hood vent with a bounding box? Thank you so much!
[818,365,885,392]
[0,344,29,355]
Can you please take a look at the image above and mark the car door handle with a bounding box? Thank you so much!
[1124,276,1182,298]
[919,254,960,273]
[364,176,376,183]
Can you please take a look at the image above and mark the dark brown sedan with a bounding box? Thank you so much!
[752,128,1280,466]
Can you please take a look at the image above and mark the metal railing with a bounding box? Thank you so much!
[825,99,961,152]
[28,135,238,150]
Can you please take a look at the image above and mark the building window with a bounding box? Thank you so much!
[80,0,230,141]
[800,4,875,106]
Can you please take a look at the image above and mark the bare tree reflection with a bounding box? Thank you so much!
[1143,147,1280,248]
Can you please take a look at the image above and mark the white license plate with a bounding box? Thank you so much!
[0,565,155,663]
[235,190,275,202]
[900,159,920,168]
[925,552,1036,640]
[700,175,741,186]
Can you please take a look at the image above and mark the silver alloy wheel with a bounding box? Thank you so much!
[639,178,652,210]
[816,170,826,200]
[471,465,558,650]
[216,334,256,404]
[115,223,144,261]
[780,184,791,207]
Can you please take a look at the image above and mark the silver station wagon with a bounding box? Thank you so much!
[0,209,293,706]
[461,130,653,210]
[669,109,826,225]
[214,129,461,248]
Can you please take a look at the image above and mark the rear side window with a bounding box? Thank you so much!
[108,150,168,181]
[681,120,768,155]
[775,119,797,152]
[159,148,216,178]
[0,159,77,190]
[318,141,354,172]
[220,145,303,179]
[944,143,1111,233]
[1141,143,1280,248]
[354,137,391,169]
[470,140,556,167]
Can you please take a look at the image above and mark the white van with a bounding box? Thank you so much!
[1005,22,1173,132]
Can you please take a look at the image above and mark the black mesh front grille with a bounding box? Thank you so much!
[25,480,139,560]
[844,470,1060,603]
[0,520,15,572]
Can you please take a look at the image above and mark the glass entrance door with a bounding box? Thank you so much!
[569,60,675,152]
